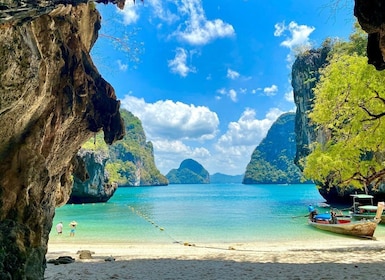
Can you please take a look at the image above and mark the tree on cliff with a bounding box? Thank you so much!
[82,109,168,186]
[243,113,304,184]
[302,53,385,193]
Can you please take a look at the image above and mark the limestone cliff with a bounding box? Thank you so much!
[70,149,118,204]
[243,113,305,184]
[292,46,331,169]
[0,2,124,279]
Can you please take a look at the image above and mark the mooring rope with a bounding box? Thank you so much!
[127,205,263,252]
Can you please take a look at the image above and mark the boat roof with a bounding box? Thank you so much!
[350,194,374,199]
[358,205,377,210]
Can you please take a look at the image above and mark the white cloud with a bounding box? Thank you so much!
[168,48,195,77]
[121,95,219,140]
[172,0,235,45]
[263,84,278,96]
[285,90,294,102]
[117,60,128,71]
[274,21,315,49]
[227,68,240,80]
[119,2,140,25]
[217,107,284,149]
[217,88,237,102]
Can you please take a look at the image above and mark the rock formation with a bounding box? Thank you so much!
[70,149,118,204]
[243,112,305,184]
[0,2,125,279]
[166,159,210,184]
[292,46,331,169]
[105,109,168,187]
[354,0,385,70]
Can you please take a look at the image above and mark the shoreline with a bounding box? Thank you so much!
[45,238,385,279]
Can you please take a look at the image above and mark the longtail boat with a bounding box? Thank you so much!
[308,202,385,239]
[350,194,385,223]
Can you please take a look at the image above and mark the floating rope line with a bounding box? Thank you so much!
[128,205,182,244]
[127,205,265,253]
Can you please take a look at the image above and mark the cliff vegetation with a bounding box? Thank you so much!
[82,109,168,186]
[298,23,385,201]
[166,159,210,184]
[243,113,304,184]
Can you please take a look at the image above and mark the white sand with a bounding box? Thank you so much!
[45,238,385,279]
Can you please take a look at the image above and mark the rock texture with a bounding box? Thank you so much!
[70,149,117,204]
[0,2,124,279]
[292,46,331,170]
[355,0,385,70]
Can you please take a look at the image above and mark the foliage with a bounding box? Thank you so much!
[82,109,167,186]
[243,113,305,184]
[166,159,210,184]
[302,53,385,191]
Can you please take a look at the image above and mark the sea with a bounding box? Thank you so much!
[49,183,385,244]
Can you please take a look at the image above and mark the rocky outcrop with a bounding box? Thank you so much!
[70,149,118,204]
[243,113,305,184]
[292,46,331,169]
[355,0,385,70]
[166,159,210,184]
[0,2,125,279]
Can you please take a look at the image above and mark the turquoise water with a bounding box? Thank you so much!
[49,183,385,244]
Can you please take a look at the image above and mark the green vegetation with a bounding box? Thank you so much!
[302,24,385,193]
[243,113,304,184]
[82,109,168,186]
[166,159,210,184]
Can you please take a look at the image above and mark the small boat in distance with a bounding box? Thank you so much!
[308,202,385,239]
[350,194,385,223]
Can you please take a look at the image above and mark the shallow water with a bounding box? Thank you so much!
[49,183,385,244]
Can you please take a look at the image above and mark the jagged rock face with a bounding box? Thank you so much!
[355,0,385,70]
[292,46,331,169]
[70,149,118,204]
[0,3,124,279]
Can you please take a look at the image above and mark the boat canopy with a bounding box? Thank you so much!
[350,194,374,199]
[358,205,378,211]
[314,213,331,220]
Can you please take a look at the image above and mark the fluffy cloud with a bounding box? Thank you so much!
[285,90,294,102]
[119,2,140,25]
[274,21,315,49]
[217,107,284,149]
[121,95,219,140]
[217,88,238,102]
[152,139,211,172]
[263,84,278,96]
[171,0,235,45]
[168,48,195,77]
[227,68,240,80]
[120,0,235,45]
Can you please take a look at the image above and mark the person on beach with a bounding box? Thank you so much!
[56,222,63,234]
[69,221,77,237]
[308,205,317,222]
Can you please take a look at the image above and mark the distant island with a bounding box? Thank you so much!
[166,159,210,184]
[210,173,243,184]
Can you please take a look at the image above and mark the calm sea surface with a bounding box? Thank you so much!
[49,183,385,244]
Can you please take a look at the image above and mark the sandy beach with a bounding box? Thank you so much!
[45,238,385,280]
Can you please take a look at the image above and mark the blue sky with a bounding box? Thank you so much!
[91,0,355,176]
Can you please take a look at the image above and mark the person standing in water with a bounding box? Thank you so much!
[69,221,77,237]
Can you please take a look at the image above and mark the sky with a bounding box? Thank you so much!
[91,0,355,176]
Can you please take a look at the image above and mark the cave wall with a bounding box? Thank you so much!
[355,0,385,70]
[0,3,124,279]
